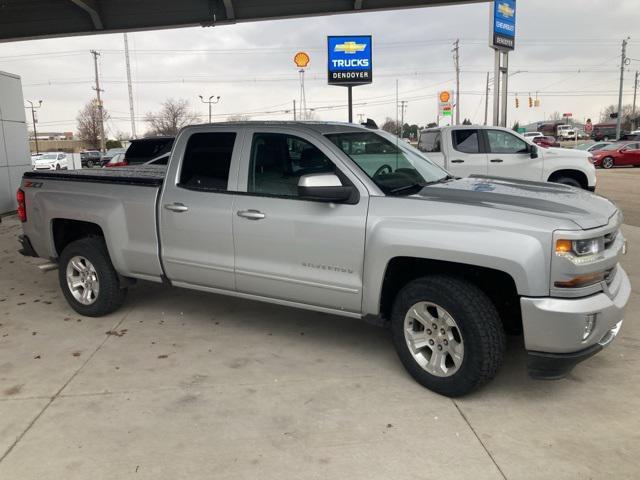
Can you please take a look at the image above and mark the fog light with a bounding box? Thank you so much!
[583,314,597,340]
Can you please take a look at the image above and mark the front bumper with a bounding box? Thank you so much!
[521,266,630,379]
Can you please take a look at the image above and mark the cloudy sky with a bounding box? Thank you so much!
[0,0,638,137]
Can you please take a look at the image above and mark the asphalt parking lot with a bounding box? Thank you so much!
[1,170,639,479]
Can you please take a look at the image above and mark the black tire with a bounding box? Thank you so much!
[391,275,505,397]
[551,176,581,188]
[58,237,127,317]
[55,163,61,170]
[602,157,615,169]
[86,160,94,168]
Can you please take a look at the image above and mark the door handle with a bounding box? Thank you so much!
[164,203,189,213]
[451,159,465,163]
[237,209,266,220]
[490,159,504,163]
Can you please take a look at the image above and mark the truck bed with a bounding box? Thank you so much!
[23,166,165,186]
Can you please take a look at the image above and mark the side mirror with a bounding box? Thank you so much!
[529,144,539,159]
[297,173,356,203]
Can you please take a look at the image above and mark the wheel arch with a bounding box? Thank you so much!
[378,257,522,334]
[548,169,589,189]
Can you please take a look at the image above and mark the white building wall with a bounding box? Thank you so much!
[0,71,30,214]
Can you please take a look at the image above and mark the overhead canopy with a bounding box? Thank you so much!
[1,0,482,43]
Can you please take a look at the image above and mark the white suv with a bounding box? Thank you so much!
[33,152,69,171]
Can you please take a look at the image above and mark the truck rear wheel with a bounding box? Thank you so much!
[391,275,505,397]
[58,237,127,317]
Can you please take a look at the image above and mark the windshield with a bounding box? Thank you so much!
[40,154,57,160]
[326,131,450,195]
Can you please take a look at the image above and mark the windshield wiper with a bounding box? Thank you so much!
[389,182,427,194]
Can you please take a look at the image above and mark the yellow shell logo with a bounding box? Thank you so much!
[294,51,310,68]
[439,91,451,103]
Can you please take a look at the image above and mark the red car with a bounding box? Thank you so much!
[532,135,560,148]
[590,141,640,169]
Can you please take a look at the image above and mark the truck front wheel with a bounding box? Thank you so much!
[58,237,127,317]
[391,275,505,397]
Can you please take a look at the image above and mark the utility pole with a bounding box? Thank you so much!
[123,33,136,139]
[452,39,460,125]
[25,100,43,154]
[616,38,630,140]
[632,71,639,131]
[293,99,296,120]
[399,100,407,138]
[90,50,106,153]
[484,72,490,125]
[198,95,221,123]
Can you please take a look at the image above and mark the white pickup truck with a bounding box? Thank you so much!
[418,126,595,190]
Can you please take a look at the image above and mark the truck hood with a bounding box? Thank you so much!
[415,176,617,230]
[541,147,590,159]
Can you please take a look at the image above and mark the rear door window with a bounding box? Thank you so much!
[179,132,236,191]
[452,129,481,154]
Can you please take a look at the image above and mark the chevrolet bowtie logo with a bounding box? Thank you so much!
[334,41,366,54]
[497,2,514,18]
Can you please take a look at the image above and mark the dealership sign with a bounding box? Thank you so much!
[490,0,516,50]
[327,35,372,86]
[438,90,453,117]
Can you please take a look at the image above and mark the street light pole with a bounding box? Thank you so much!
[25,100,43,154]
[199,95,221,123]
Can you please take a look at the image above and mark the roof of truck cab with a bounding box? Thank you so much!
[179,121,374,135]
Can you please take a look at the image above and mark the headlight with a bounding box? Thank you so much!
[555,238,605,264]
[588,155,595,164]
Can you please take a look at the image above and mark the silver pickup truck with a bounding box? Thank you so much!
[17,121,630,397]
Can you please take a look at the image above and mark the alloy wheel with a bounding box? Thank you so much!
[66,256,100,305]
[404,301,464,377]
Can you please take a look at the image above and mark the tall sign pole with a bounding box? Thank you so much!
[25,100,43,154]
[293,52,310,121]
[489,0,516,127]
[90,50,106,153]
[123,33,137,139]
[327,36,373,123]
[616,38,630,140]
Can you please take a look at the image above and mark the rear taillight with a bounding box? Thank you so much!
[16,189,26,222]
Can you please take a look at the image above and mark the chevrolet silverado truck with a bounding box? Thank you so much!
[17,121,630,397]
[418,125,596,190]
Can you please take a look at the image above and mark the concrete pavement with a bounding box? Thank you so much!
[1,173,639,478]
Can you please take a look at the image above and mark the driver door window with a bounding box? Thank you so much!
[486,130,529,154]
[248,133,336,197]
[486,129,541,181]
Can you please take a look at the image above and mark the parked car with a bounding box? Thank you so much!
[592,123,619,142]
[32,152,68,171]
[103,152,127,168]
[417,126,595,190]
[617,133,640,141]
[590,141,640,169]
[523,131,543,139]
[100,148,126,166]
[30,153,42,165]
[575,142,612,153]
[532,135,561,148]
[19,121,629,397]
[80,150,102,168]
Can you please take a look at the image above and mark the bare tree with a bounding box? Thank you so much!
[549,111,562,121]
[600,104,637,131]
[76,100,109,149]
[145,98,199,136]
[381,117,400,135]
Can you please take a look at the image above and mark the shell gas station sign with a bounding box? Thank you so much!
[438,90,453,117]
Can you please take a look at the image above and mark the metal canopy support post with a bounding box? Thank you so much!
[492,49,500,126]
[348,86,353,123]
[500,50,509,128]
